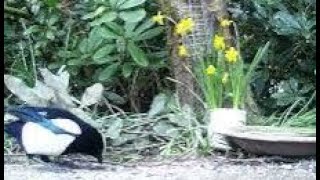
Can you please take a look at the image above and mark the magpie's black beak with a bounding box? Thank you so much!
[96,155,103,164]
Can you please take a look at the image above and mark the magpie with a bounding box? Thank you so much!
[4,106,105,163]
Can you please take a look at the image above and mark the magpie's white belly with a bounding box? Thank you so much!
[21,119,81,156]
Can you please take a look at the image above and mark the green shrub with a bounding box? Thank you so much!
[4,0,170,112]
[229,0,316,114]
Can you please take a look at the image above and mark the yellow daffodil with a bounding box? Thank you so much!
[152,11,165,25]
[225,47,239,63]
[205,65,216,76]
[178,45,189,58]
[213,35,226,50]
[175,18,195,36]
[220,19,233,27]
[222,73,229,84]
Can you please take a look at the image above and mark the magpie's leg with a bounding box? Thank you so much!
[26,154,50,164]
[26,154,38,165]
[27,154,35,160]
[39,155,51,163]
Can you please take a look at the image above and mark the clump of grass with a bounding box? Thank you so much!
[93,104,211,162]
[159,106,211,157]
[278,108,316,127]
[249,92,316,128]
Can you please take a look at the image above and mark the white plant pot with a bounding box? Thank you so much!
[208,108,246,151]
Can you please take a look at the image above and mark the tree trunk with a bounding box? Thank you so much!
[159,0,214,109]
[206,0,233,45]
[157,0,196,107]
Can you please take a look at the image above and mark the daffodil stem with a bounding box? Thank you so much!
[165,17,177,25]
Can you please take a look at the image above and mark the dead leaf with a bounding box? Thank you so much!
[80,83,104,108]
[39,68,70,92]
[4,75,48,106]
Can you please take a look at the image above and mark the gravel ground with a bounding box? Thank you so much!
[4,155,316,180]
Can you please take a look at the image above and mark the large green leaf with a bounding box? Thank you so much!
[98,26,120,39]
[127,41,148,67]
[87,28,104,51]
[78,39,89,54]
[272,92,298,106]
[92,56,115,65]
[115,0,127,8]
[82,6,107,20]
[98,63,120,81]
[271,78,302,106]
[122,63,133,78]
[90,11,118,26]
[93,44,116,61]
[109,0,119,8]
[133,26,164,41]
[105,91,126,105]
[105,22,125,35]
[124,22,139,37]
[118,0,146,10]
[119,9,146,23]
[134,19,155,35]
[272,11,302,35]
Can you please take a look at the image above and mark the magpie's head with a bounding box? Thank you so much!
[84,128,105,163]
[90,131,104,164]
[64,125,105,164]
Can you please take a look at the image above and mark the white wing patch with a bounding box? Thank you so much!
[37,111,48,116]
[22,119,81,156]
[51,119,82,135]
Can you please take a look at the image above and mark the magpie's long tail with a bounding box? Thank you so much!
[5,106,80,137]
